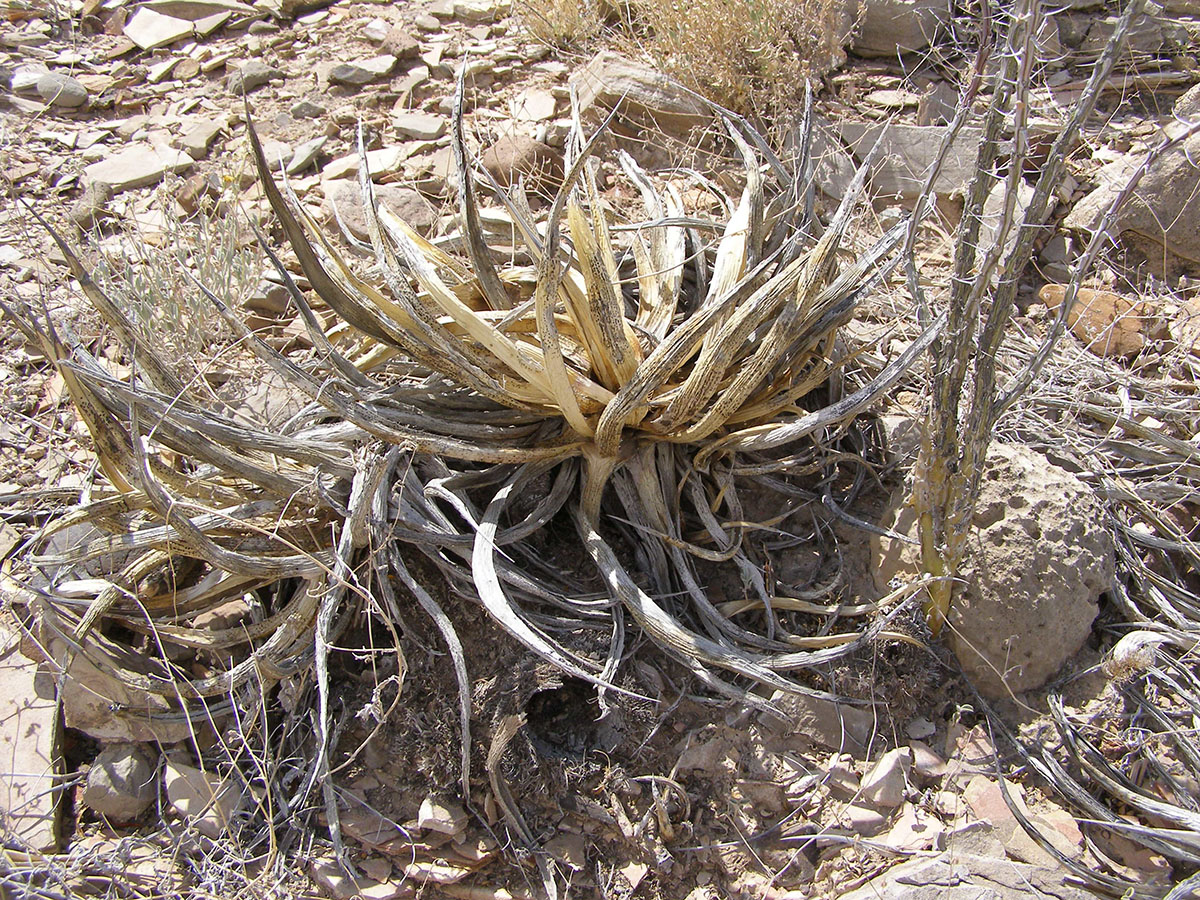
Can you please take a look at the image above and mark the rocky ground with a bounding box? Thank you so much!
[2,0,1200,898]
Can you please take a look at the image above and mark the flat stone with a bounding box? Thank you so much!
[362,16,390,41]
[511,87,557,122]
[322,144,410,181]
[329,55,397,86]
[823,754,860,797]
[226,58,282,94]
[962,775,1057,867]
[11,63,51,94]
[123,8,194,49]
[82,744,157,821]
[177,116,225,159]
[165,760,241,839]
[860,747,912,809]
[291,98,327,118]
[571,50,711,133]
[866,88,920,109]
[380,26,419,59]
[882,803,943,851]
[146,58,180,83]
[84,145,193,192]
[759,691,878,758]
[193,10,230,35]
[837,803,887,835]
[287,136,327,174]
[838,122,983,198]
[417,795,468,836]
[0,629,59,851]
[909,741,947,781]
[392,110,444,140]
[36,72,88,108]
[452,0,508,22]
[142,0,255,18]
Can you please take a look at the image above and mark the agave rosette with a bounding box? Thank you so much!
[7,89,936,748]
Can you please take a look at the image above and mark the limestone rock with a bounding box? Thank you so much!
[291,98,327,118]
[322,145,410,181]
[165,760,241,839]
[69,181,115,231]
[480,133,561,191]
[36,72,88,108]
[82,744,157,821]
[570,51,711,133]
[853,0,951,57]
[323,180,437,240]
[287,136,327,174]
[1038,284,1168,359]
[860,747,912,810]
[1064,131,1200,268]
[759,691,877,758]
[177,117,225,159]
[511,87,557,123]
[142,0,255,17]
[392,111,445,140]
[980,178,1035,265]
[838,122,983,198]
[10,63,50,94]
[84,145,193,192]
[417,795,467,836]
[873,444,1112,697]
[835,803,887,835]
[0,630,59,851]
[841,851,1098,900]
[226,59,283,94]
[380,26,419,59]
[123,8,194,49]
[329,55,397,86]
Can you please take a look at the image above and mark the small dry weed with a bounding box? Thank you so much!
[518,0,853,116]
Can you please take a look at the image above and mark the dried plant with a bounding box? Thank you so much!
[626,0,851,115]
[2,81,937,868]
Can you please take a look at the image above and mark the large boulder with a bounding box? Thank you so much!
[1064,130,1200,270]
[569,51,711,133]
[838,122,983,199]
[852,0,951,58]
[874,443,1113,698]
